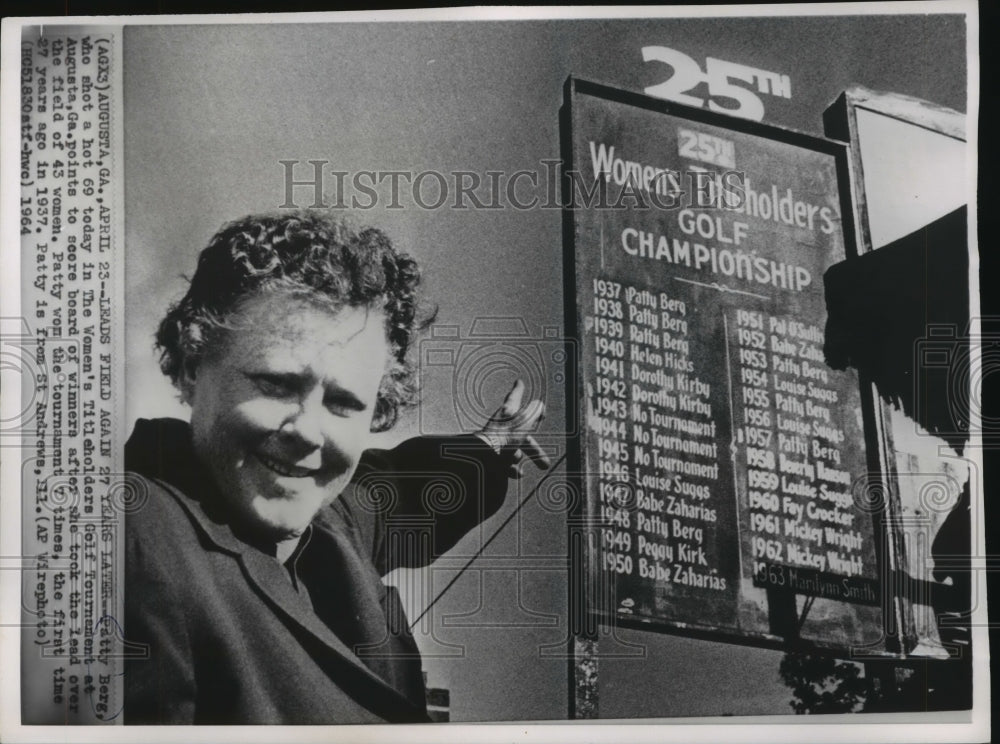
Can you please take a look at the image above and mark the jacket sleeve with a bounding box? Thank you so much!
[124,505,198,724]
[341,435,510,575]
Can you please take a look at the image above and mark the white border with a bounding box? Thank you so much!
[0,0,982,25]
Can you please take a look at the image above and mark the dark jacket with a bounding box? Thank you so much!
[124,418,508,724]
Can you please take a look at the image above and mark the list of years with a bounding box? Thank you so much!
[590,278,727,594]
[586,278,871,603]
[731,310,872,602]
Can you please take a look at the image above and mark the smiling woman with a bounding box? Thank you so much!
[122,211,548,724]
[186,298,389,544]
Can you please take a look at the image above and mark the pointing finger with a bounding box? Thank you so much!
[519,434,551,469]
[518,399,545,430]
[501,379,525,418]
[507,399,544,431]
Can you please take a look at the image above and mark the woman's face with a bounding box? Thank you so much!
[185,293,388,539]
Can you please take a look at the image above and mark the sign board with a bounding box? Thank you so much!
[563,78,884,652]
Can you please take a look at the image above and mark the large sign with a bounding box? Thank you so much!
[564,78,884,651]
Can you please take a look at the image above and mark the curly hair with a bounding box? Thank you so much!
[155,211,433,432]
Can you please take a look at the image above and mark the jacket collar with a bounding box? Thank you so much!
[125,418,427,722]
[126,417,257,555]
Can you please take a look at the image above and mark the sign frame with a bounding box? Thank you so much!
[560,78,897,718]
